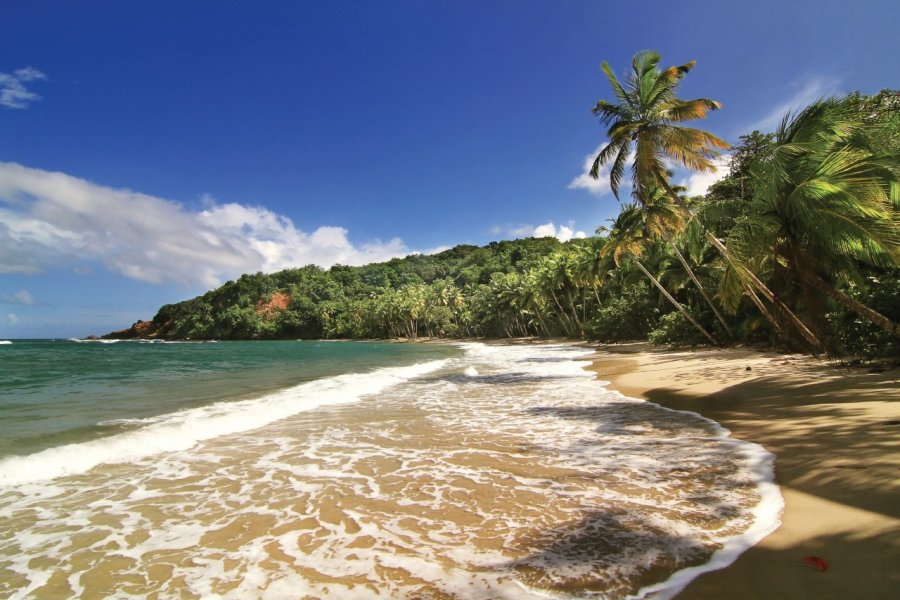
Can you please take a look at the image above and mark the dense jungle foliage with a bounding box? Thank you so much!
[108,59,898,359]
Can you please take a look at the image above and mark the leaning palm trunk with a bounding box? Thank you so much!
[582,289,587,328]
[660,181,825,351]
[631,255,718,346]
[659,229,735,339]
[548,289,575,336]
[743,282,788,339]
[802,272,900,339]
[534,312,550,337]
[698,225,824,352]
[564,288,584,335]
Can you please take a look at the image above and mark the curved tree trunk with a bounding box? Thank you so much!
[659,180,824,352]
[548,289,575,336]
[803,272,900,338]
[743,282,787,339]
[564,288,583,335]
[631,256,719,346]
[534,311,550,337]
[659,229,735,340]
[703,229,825,352]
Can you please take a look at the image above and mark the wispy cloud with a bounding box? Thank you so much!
[7,313,19,325]
[745,76,843,133]
[493,221,586,242]
[0,67,47,109]
[1,290,35,305]
[0,162,416,288]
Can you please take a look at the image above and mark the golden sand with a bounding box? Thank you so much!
[589,343,900,599]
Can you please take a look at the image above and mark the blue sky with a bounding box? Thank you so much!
[1,0,898,338]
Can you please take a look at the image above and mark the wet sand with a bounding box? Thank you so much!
[589,344,900,599]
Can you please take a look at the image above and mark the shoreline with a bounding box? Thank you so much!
[588,343,900,599]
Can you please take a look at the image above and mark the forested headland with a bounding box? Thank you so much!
[106,54,898,359]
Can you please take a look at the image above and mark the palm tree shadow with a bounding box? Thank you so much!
[495,507,718,598]
[500,510,900,599]
[639,368,900,518]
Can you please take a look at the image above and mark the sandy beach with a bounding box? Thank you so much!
[590,344,900,599]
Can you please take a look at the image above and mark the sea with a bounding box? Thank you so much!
[0,339,782,599]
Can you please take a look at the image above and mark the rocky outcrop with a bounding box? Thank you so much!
[102,319,159,339]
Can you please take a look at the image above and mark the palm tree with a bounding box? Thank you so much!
[643,183,736,339]
[589,50,729,202]
[590,50,825,351]
[536,255,577,336]
[520,270,552,336]
[574,237,609,307]
[588,51,732,334]
[602,204,718,345]
[727,97,900,341]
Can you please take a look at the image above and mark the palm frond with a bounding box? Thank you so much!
[600,61,630,106]
[609,144,631,199]
[590,139,625,178]
[592,99,631,127]
[661,98,723,122]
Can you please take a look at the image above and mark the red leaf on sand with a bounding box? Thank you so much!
[803,555,829,572]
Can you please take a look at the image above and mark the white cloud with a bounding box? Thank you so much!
[7,313,18,325]
[568,146,634,197]
[0,67,47,109]
[679,155,732,197]
[568,146,611,196]
[747,76,843,133]
[0,162,416,288]
[497,221,587,242]
[1,290,35,305]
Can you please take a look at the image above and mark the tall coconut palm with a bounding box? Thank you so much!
[520,270,552,336]
[590,50,729,202]
[727,97,900,340]
[602,204,718,345]
[589,51,732,334]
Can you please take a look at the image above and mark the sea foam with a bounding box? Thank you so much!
[0,343,782,600]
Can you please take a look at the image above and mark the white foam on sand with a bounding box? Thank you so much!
[0,342,783,599]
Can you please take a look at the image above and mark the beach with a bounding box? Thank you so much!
[590,344,900,599]
[1,340,785,599]
[2,339,896,598]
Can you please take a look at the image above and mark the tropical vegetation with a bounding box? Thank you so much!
[108,53,899,360]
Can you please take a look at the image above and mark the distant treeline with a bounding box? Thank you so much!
[109,88,899,359]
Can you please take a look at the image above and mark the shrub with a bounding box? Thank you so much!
[585,285,658,342]
[648,310,710,346]
[825,275,900,361]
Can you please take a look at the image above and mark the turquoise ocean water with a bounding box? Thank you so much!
[0,339,458,458]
